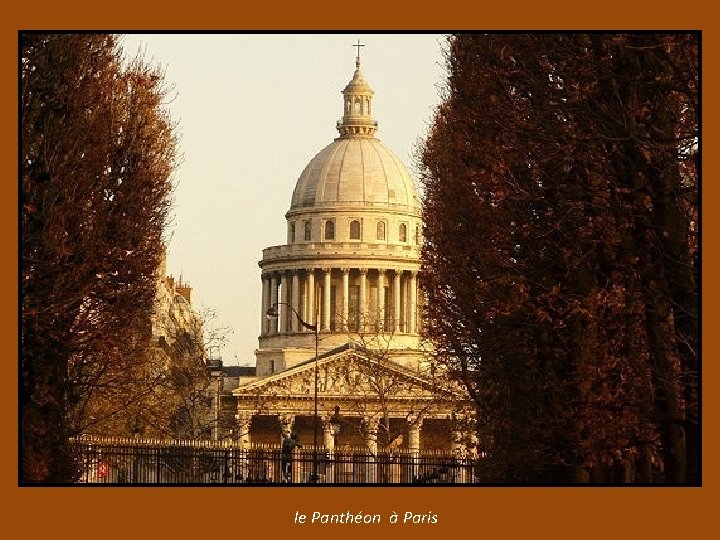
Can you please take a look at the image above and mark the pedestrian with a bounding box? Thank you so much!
[281,432,302,482]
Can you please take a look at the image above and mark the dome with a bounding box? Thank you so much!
[257,47,425,377]
[290,137,421,212]
[288,56,420,215]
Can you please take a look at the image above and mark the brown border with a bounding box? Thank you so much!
[6,2,714,539]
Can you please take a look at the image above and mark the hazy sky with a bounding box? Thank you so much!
[120,33,448,365]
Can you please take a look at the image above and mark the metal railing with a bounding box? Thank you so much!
[70,437,477,484]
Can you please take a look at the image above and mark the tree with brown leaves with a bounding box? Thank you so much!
[420,34,698,483]
[21,34,177,482]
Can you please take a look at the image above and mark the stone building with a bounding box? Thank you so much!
[150,253,213,439]
[223,52,476,457]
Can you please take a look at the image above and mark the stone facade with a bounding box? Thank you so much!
[225,52,475,456]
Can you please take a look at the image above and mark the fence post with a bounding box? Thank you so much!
[155,448,161,484]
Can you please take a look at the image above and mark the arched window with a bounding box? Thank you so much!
[377,221,386,241]
[399,223,407,242]
[349,220,361,240]
[324,220,335,240]
[304,220,312,241]
[354,98,361,114]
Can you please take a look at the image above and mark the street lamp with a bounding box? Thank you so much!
[266,301,320,483]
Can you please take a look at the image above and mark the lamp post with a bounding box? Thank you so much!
[266,301,320,483]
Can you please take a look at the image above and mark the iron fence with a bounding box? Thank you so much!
[70,437,477,484]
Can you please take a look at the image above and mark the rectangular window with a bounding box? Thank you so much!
[304,220,312,241]
[289,222,296,243]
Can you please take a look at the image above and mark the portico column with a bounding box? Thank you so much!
[260,274,269,335]
[377,269,385,331]
[306,269,315,327]
[408,415,423,456]
[322,417,338,452]
[235,412,252,449]
[363,417,379,483]
[323,268,332,331]
[409,271,418,335]
[393,270,401,333]
[408,414,423,482]
[270,274,279,334]
[235,412,252,482]
[322,416,339,483]
[359,269,368,332]
[342,268,350,330]
[279,272,289,333]
[291,270,300,333]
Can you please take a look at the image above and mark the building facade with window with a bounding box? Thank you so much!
[229,54,476,460]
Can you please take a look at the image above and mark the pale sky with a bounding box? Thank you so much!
[120,33,448,366]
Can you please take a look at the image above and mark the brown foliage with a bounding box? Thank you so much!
[21,34,177,482]
[419,34,698,483]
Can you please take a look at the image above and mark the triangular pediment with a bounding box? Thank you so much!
[233,348,465,403]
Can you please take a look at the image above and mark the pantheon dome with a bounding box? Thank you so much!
[289,63,419,213]
[255,55,424,376]
[226,50,475,463]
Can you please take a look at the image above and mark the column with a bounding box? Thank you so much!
[323,268,331,331]
[393,270,401,334]
[408,414,423,483]
[260,275,269,335]
[359,269,368,332]
[377,269,385,331]
[409,271,417,335]
[408,416,423,456]
[291,271,300,333]
[322,416,339,453]
[279,272,288,334]
[270,274,278,334]
[235,413,252,483]
[235,413,252,449]
[363,417,379,456]
[322,417,339,483]
[342,268,350,330]
[363,417,379,484]
[306,269,315,328]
